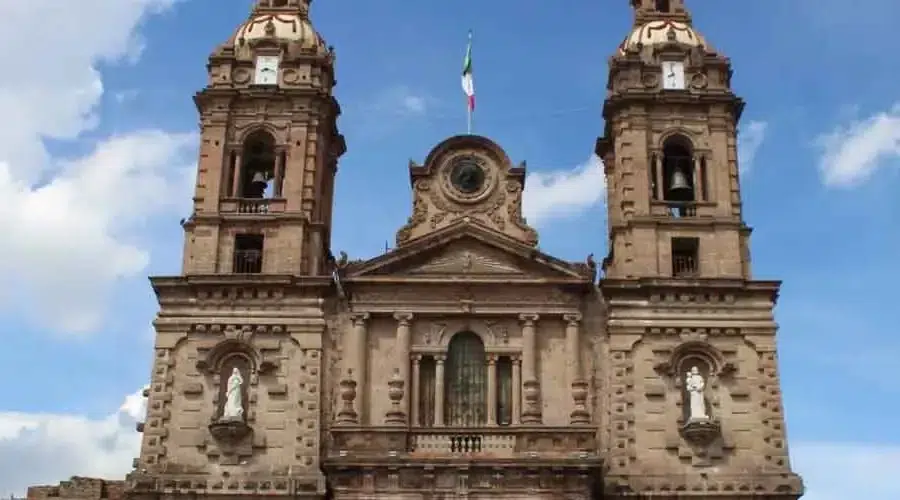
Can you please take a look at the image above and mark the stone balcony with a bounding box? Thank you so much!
[329,425,597,462]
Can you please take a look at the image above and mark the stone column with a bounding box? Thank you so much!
[394,312,414,418]
[564,313,583,388]
[273,148,285,197]
[654,153,664,200]
[411,354,422,426]
[348,313,370,424]
[693,155,702,201]
[519,314,542,424]
[511,356,521,424]
[486,355,497,426]
[231,150,243,197]
[434,355,446,426]
[565,313,590,424]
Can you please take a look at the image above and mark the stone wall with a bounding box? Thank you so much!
[26,477,123,500]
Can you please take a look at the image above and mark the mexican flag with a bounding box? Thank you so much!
[461,31,475,112]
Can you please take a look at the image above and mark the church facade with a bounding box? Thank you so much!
[121,0,805,498]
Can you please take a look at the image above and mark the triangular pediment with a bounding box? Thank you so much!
[346,221,592,282]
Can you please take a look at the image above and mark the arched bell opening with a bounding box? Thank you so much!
[240,130,277,199]
[661,135,696,203]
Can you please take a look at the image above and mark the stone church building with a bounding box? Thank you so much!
[31,0,806,499]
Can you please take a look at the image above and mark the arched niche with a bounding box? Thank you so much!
[654,341,734,428]
[197,339,262,374]
[655,341,734,378]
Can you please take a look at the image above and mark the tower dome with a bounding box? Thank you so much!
[232,0,326,53]
[618,19,708,55]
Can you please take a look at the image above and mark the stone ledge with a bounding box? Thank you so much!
[603,472,804,498]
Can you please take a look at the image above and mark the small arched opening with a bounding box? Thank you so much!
[655,0,671,12]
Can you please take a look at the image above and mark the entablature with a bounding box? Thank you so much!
[151,274,333,308]
[601,278,780,304]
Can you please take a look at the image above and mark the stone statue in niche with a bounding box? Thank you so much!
[222,367,245,421]
[685,366,708,421]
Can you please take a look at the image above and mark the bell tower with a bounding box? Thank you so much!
[184,0,344,278]
[127,1,342,498]
[597,1,804,497]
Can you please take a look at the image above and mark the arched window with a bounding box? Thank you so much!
[444,332,487,426]
[239,130,277,198]
[661,135,695,203]
[655,0,671,12]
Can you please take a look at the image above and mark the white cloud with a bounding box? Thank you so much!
[817,103,900,187]
[792,442,900,500]
[738,120,767,172]
[0,388,148,497]
[522,155,605,226]
[370,85,430,117]
[0,0,192,334]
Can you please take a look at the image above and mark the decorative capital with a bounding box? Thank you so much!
[563,313,583,326]
[411,354,423,362]
[350,312,370,327]
[486,354,498,364]
[434,354,447,363]
[393,312,414,325]
[518,313,539,325]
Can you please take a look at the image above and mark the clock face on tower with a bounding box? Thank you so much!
[449,156,486,194]
[662,60,686,90]
[254,55,280,86]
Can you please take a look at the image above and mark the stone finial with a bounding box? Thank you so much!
[335,369,358,425]
[384,368,407,425]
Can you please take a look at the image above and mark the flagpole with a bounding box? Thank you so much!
[462,29,474,135]
[466,29,473,135]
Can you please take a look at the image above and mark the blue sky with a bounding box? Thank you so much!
[0,0,898,497]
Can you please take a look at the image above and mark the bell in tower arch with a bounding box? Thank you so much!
[667,167,691,196]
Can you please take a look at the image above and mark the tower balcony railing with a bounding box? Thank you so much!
[650,200,712,218]
[218,197,286,215]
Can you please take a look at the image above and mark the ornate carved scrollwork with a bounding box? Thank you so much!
[680,418,721,447]
[208,419,253,443]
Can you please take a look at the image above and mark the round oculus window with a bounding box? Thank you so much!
[449,157,485,194]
